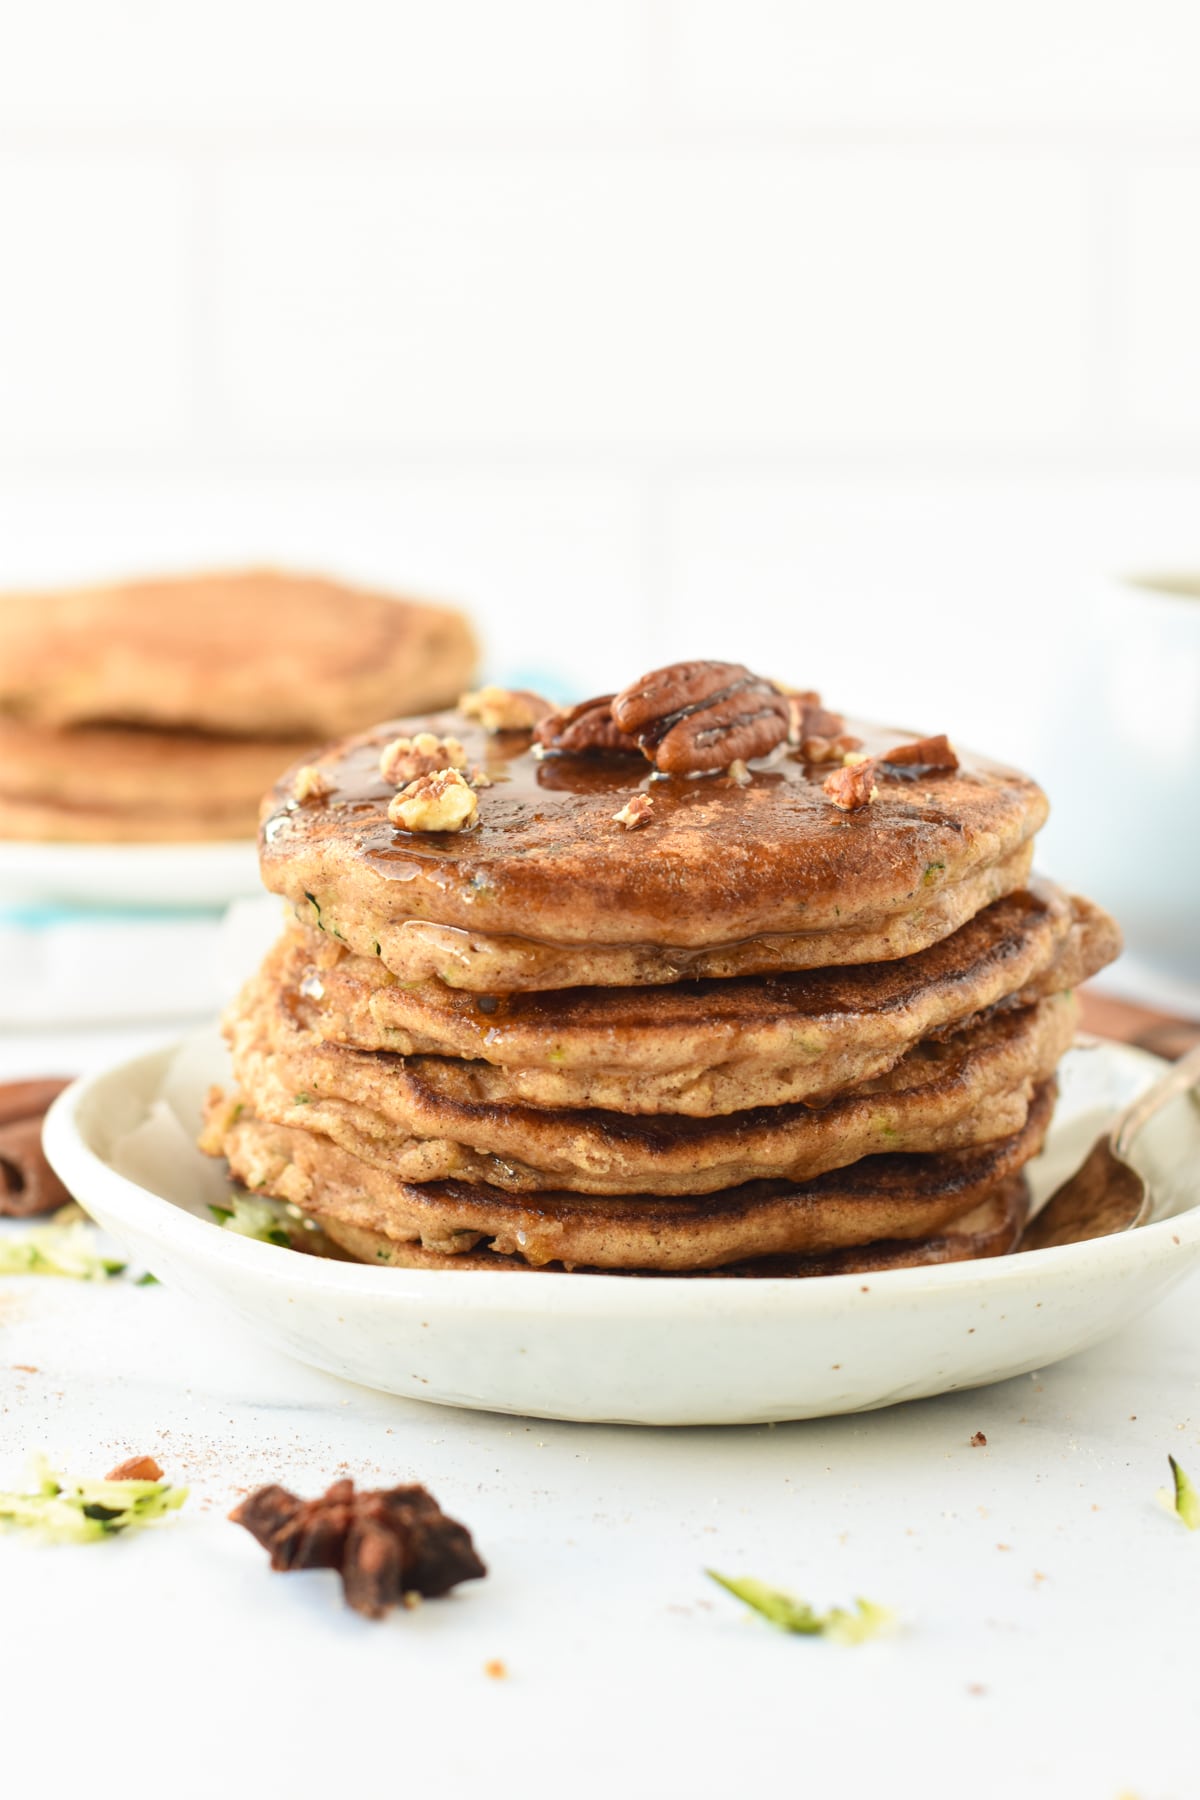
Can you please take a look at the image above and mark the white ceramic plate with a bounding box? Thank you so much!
[0,838,261,909]
[41,1033,1200,1426]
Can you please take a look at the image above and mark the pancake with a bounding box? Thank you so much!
[315,1172,1030,1276]
[0,717,314,842]
[0,717,314,811]
[194,659,1116,1283]
[220,982,1076,1194]
[274,884,1117,1113]
[0,569,478,739]
[259,710,1048,990]
[204,1084,1053,1271]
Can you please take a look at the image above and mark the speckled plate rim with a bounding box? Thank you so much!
[40,1036,1200,1320]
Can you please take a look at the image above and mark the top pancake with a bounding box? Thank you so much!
[0,569,478,739]
[260,709,1048,989]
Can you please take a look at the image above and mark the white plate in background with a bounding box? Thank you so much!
[42,1033,1200,1427]
[0,838,261,910]
[0,895,283,1029]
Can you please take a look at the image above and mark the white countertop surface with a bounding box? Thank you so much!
[3,1022,1199,1800]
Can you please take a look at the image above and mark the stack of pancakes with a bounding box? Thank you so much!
[0,570,476,843]
[201,663,1120,1278]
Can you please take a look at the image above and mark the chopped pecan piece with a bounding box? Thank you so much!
[788,693,846,745]
[823,757,879,811]
[379,732,468,786]
[388,768,478,833]
[106,1455,164,1482]
[535,695,634,754]
[459,686,553,733]
[883,733,960,771]
[726,758,752,786]
[230,1478,487,1620]
[0,1079,74,1218]
[291,764,335,803]
[612,660,792,774]
[612,793,654,829]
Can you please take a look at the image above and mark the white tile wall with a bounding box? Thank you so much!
[0,2,648,129]
[0,0,1198,700]
[212,150,1089,453]
[0,155,194,452]
[668,0,1200,130]
[1120,159,1200,440]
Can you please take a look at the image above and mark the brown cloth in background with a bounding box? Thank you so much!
[1078,989,1199,1062]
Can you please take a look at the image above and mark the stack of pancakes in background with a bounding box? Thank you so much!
[201,662,1120,1277]
[0,570,477,843]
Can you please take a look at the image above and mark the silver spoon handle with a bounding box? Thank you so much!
[1112,1039,1200,1159]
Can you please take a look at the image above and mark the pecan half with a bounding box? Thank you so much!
[535,695,634,754]
[230,1478,487,1620]
[612,661,792,774]
[823,757,879,811]
[883,733,960,771]
[0,1078,74,1217]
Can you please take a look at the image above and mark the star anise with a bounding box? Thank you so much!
[230,1478,487,1619]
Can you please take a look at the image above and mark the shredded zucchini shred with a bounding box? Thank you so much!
[0,1207,125,1281]
[1169,1456,1200,1530]
[209,1194,295,1248]
[0,1457,188,1544]
[707,1571,894,1643]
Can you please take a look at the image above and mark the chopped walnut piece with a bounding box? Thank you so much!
[469,767,493,788]
[799,735,837,763]
[613,793,654,830]
[230,1478,487,1620]
[799,731,862,761]
[106,1455,164,1482]
[969,1432,988,1448]
[883,733,960,771]
[823,757,879,811]
[841,749,871,767]
[291,764,335,803]
[379,732,468,786]
[726,758,752,786]
[459,686,552,733]
[388,768,478,833]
